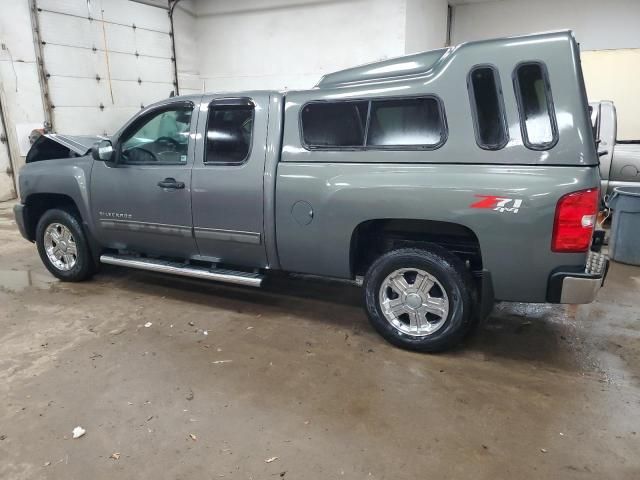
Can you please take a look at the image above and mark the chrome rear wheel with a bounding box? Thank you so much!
[379,268,450,337]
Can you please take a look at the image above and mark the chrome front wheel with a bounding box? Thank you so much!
[43,222,78,271]
[379,268,450,337]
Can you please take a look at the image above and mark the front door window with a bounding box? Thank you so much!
[120,106,193,165]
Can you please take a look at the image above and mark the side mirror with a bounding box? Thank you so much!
[92,139,114,162]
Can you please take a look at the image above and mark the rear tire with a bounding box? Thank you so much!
[363,247,476,352]
[36,208,95,282]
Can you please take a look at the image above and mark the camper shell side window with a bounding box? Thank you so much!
[300,96,447,151]
[467,65,509,150]
[513,61,558,150]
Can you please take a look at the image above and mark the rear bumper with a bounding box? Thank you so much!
[13,204,31,241]
[546,251,609,304]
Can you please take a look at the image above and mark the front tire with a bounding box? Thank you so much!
[363,247,476,352]
[36,208,95,282]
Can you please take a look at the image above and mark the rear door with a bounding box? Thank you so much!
[191,94,270,267]
[90,100,198,258]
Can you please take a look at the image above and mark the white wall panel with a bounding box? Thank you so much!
[38,10,100,48]
[405,0,448,53]
[107,52,173,82]
[100,0,170,32]
[38,0,93,17]
[194,0,407,91]
[103,23,173,57]
[582,49,640,141]
[42,44,106,78]
[452,0,640,50]
[52,106,138,135]
[35,0,175,135]
[47,76,111,107]
[173,0,200,95]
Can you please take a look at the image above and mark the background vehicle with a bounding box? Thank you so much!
[591,100,640,202]
[14,31,607,352]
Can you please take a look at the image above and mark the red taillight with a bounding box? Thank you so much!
[552,188,599,252]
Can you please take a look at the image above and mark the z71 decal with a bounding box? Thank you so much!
[470,195,523,214]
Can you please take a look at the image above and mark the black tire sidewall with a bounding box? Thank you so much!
[36,209,93,282]
[364,248,473,352]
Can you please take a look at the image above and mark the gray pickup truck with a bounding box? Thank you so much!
[14,31,608,352]
[591,101,640,201]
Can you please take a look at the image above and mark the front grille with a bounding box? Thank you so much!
[586,251,607,276]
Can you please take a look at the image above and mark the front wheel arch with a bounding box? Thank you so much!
[23,193,80,241]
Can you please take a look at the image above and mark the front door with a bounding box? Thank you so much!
[90,100,199,258]
[191,94,269,267]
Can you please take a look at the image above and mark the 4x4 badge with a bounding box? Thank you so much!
[470,195,523,214]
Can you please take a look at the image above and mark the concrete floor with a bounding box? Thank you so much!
[0,201,639,480]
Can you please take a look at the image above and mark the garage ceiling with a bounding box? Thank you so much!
[35,0,177,135]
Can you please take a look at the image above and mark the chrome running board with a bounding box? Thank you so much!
[100,254,264,287]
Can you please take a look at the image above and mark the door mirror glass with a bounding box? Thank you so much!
[92,140,114,162]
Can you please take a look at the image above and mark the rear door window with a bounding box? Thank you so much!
[367,97,445,148]
[205,105,254,165]
[301,101,368,148]
[468,66,508,150]
[514,62,558,149]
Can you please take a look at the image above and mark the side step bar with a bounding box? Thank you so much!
[100,254,264,287]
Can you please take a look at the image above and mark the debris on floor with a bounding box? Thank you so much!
[144,322,153,328]
[110,452,121,460]
[189,433,197,441]
[186,389,194,401]
[265,456,279,463]
[212,360,232,364]
[72,426,86,439]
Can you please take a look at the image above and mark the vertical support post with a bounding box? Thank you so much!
[0,95,18,197]
[169,0,182,96]
[446,4,454,47]
[28,0,54,131]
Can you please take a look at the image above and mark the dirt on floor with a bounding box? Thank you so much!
[0,200,639,480]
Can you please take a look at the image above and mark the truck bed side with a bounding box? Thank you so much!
[275,163,599,302]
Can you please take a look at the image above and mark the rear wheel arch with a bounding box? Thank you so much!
[349,218,483,278]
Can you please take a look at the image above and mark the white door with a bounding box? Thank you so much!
[36,0,176,135]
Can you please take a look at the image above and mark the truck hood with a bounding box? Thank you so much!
[44,134,107,155]
[26,134,108,163]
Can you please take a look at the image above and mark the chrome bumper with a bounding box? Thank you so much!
[547,252,609,304]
